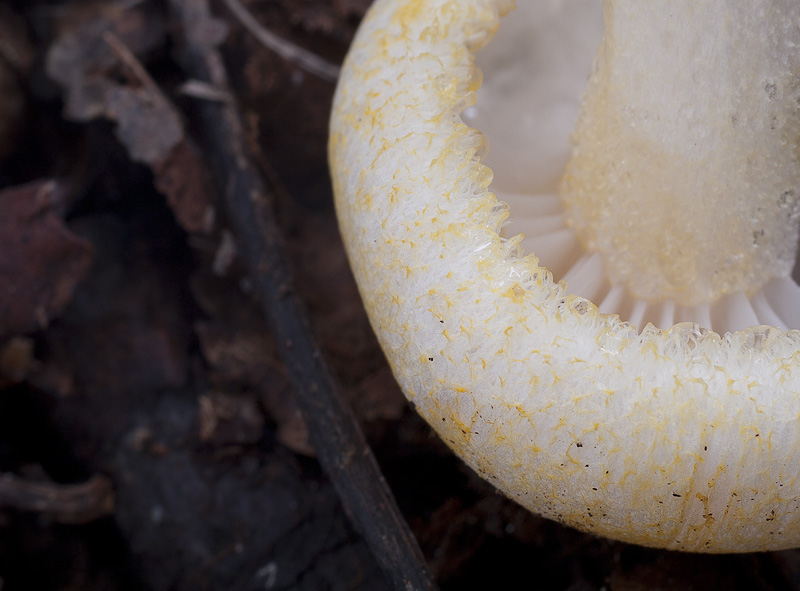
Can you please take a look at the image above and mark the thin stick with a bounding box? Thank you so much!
[103,30,160,91]
[221,0,340,82]
[0,473,114,524]
[169,1,437,589]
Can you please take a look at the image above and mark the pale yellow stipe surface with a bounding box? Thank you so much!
[561,3,800,306]
[329,0,800,552]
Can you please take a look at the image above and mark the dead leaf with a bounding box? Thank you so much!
[0,180,93,342]
[153,141,216,235]
[45,1,164,121]
[0,336,37,386]
[104,85,183,165]
[197,390,264,446]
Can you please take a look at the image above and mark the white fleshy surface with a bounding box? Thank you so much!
[330,0,800,551]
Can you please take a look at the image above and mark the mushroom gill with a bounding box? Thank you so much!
[465,1,800,334]
[329,0,800,552]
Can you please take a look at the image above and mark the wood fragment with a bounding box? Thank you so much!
[0,473,115,524]
[221,0,340,82]
[0,180,94,342]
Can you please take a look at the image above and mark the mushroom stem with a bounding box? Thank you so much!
[560,1,800,306]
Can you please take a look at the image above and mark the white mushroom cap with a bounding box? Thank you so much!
[329,0,800,552]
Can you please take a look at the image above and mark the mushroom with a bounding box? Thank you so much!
[329,0,800,552]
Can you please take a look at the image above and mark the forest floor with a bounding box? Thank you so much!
[0,1,799,589]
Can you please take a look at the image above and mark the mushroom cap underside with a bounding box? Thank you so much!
[329,0,800,552]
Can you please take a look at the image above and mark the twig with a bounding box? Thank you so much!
[179,79,232,103]
[0,473,114,524]
[221,0,340,82]
[169,1,437,589]
[103,30,160,91]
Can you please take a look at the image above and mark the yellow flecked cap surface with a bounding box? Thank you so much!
[329,0,800,552]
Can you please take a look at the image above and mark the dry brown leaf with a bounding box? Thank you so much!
[0,180,93,342]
